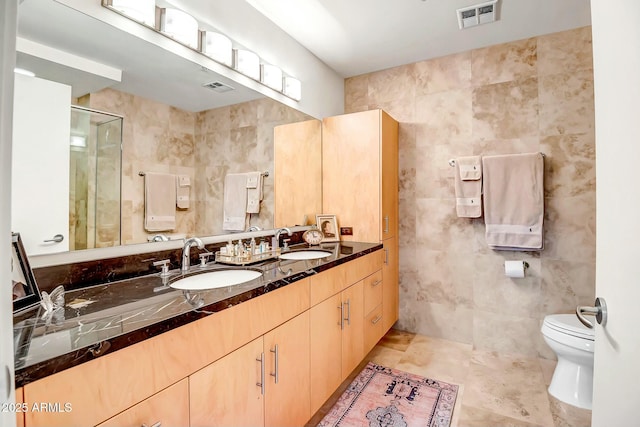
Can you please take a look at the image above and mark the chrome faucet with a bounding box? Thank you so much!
[246,225,262,232]
[274,227,292,249]
[182,237,205,272]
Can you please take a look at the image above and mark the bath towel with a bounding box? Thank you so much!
[454,156,482,218]
[245,171,263,214]
[144,172,176,231]
[223,173,248,231]
[176,174,190,209]
[482,153,544,251]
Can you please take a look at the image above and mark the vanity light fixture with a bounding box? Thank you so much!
[283,76,302,101]
[261,64,283,91]
[234,49,260,80]
[160,7,200,49]
[201,31,233,67]
[105,0,156,27]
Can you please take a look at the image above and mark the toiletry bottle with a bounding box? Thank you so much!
[250,237,257,256]
[226,240,234,256]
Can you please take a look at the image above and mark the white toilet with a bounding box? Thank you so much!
[541,313,595,410]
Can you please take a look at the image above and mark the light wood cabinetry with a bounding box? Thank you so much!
[16,387,24,427]
[322,108,400,343]
[274,119,322,227]
[20,249,384,427]
[190,337,264,427]
[322,109,398,243]
[309,293,343,413]
[190,312,310,427]
[263,312,310,427]
[97,379,189,427]
[309,251,382,415]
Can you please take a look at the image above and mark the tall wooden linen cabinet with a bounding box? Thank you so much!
[322,109,399,335]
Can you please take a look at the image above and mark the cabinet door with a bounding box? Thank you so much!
[310,293,343,414]
[189,337,264,427]
[381,110,399,240]
[382,237,399,332]
[323,110,380,243]
[341,280,364,380]
[274,119,322,227]
[16,387,24,427]
[264,312,310,427]
[97,379,189,427]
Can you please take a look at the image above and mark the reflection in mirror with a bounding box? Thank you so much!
[15,0,320,258]
[69,106,123,250]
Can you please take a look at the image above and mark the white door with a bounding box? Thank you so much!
[12,74,71,254]
[591,0,640,425]
[1,2,18,426]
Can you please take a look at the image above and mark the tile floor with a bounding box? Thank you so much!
[307,329,592,427]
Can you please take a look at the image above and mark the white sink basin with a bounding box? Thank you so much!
[170,269,262,290]
[279,250,333,260]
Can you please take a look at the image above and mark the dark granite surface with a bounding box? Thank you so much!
[14,241,382,388]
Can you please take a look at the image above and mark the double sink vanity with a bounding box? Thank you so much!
[13,236,394,427]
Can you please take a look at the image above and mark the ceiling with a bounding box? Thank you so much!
[15,0,592,113]
[243,0,593,77]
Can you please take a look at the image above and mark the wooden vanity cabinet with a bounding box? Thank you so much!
[190,312,310,427]
[16,387,24,427]
[309,251,381,415]
[97,379,189,427]
[190,337,264,427]
[322,109,399,342]
[274,119,323,228]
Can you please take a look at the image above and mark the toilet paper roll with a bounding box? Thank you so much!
[505,260,526,278]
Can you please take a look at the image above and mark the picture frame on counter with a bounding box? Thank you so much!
[11,232,42,313]
[316,214,340,243]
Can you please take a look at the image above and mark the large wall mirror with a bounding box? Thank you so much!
[13,0,322,258]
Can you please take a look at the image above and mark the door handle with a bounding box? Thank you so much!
[576,297,607,329]
[256,352,265,395]
[270,344,279,384]
[43,234,64,243]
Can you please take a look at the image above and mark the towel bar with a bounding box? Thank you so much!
[139,170,270,177]
[448,153,545,167]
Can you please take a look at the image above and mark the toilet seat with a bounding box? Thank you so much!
[543,314,594,340]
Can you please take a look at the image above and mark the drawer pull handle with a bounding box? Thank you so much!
[142,422,161,427]
[270,344,279,384]
[371,315,382,325]
[371,279,382,287]
[256,352,265,395]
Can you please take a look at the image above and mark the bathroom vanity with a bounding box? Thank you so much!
[13,242,394,427]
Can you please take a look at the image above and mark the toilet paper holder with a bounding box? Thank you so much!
[504,260,529,278]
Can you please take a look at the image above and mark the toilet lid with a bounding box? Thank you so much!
[544,314,595,340]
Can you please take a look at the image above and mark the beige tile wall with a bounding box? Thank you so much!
[344,26,596,359]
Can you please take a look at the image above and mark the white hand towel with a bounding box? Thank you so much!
[454,156,482,218]
[223,173,248,231]
[144,172,176,231]
[246,171,263,214]
[482,153,544,251]
[176,174,190,209]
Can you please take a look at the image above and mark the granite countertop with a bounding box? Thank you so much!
[13,242,382,388]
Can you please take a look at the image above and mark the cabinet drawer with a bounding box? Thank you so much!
[97,379,189,427]
[364,305,384,354]
[310,263,345,306]
[362,270,383,315]
[344,251,383,288]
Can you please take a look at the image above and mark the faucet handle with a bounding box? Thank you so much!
[153,259,171,277]
[199,252,213,267]
[283,239,291,250]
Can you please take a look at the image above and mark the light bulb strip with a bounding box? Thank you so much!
[101,0,301,101]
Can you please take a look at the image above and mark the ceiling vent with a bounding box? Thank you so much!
[202,81,235,93]
[457,0,498,30]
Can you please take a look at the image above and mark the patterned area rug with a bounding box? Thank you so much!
[318,362,458,427]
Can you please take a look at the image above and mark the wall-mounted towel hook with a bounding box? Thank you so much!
[448,159,456,167]
[139,171,146,176]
